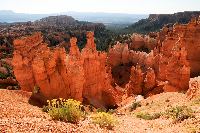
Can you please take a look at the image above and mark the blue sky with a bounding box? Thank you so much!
[1,0,200,14]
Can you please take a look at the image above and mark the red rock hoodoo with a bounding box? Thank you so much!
[129,33,157,52]
[12,32,122,108]
[108,17,200,96]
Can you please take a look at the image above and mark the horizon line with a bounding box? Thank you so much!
[1,10,200,15]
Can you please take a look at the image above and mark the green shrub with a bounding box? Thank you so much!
[46,98,85,123]
[130,102,141,111]
[135,112,161,120]
[0,72,8,79]
[165,106,194,122]
[91,112,118,129]
[48,106,67,121]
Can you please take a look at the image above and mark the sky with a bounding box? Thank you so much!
[1,0,200,14]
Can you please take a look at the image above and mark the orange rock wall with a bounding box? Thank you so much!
[12,33,84,101]
[130,33,157,52]
[187,76,200,99]
[81,32,121,108]
[174,18,200,77]
[12,32,121,108]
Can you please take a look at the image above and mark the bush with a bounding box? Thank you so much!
[130,102,141,111]
[0,72,8,79]
[91,112,118,129]
[135,112,161,120]
[45,98,85,123]
[165,106,194,122]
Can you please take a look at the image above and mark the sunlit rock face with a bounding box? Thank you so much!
[187,76,200,100]
[12,32,122,108]
[81,32,121,108]
[129,33,157,52]
[107,17,200,96]
[174,17,200,77]
[12,33,81,100]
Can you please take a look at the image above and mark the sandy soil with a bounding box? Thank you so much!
[0,89,199,133]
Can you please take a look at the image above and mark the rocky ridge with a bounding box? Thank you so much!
[124,11,200,34]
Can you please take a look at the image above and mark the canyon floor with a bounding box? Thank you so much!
[0,89,199,133]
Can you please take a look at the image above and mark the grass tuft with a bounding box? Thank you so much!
[165,106,194,122]
[135,112,161,120]
[130,101,141,111]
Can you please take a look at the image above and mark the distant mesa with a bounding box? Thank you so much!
[34,15,77,26]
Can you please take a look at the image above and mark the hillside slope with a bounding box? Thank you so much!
[123,11,200,34]
[0,89,199,132]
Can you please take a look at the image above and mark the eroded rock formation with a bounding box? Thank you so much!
[12,17,200,107]
[108,17,200,96]
[12,32,121,108]
[126,65,143,95]
[129,33,157,52]
[187,76,200,99]
[81,32,121,108]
